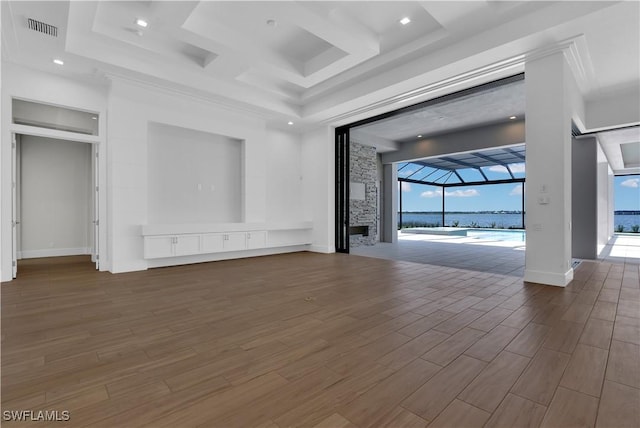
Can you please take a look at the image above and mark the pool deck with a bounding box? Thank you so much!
[402,227,469,236]
[351,231,639,277]
[351,230,526,276]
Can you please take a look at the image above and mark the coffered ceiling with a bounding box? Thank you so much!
[1,1,639,131]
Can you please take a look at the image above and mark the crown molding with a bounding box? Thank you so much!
[103,70,298,122]
[524,35,596,95]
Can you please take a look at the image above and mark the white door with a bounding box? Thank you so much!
[93,145,99,269]
[11,134,18,278]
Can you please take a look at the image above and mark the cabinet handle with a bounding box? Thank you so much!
[248,232,251,239]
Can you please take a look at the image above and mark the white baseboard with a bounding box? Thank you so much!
[524,268,574,287]
[110,259,148,274]
[19,247,91,259]
[145,246,312,270]
[309,245,335,254]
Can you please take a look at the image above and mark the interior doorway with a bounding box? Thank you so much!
[12,133,99,277]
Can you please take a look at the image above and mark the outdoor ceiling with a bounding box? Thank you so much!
[351,76,524,146]
[351,71,639,177]
[398,145,525,187]
[597,126,640,175]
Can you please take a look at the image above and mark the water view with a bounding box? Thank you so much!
[398,211,640,232]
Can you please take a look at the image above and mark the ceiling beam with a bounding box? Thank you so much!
[405,165,427,179]
[415,167,442,182]
[505,164,515,179]
[399,177,525,188]
[439,156,490,181]
[504,147,525,160]
[382,121,525,164]
[469,151,509,166]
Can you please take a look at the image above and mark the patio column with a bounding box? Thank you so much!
[441,186,445,227]
[524,51,580,287]
[382,164,398,243]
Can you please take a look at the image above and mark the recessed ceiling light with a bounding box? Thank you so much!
[53,59,64,65]
[287,121,294,126]
[135,18,148,28]
[266,19,277,27]
[400,17,411,25]
[509,116,517,120]
[417,135,422,138]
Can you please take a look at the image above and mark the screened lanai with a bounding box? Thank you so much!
[398,145,526,228]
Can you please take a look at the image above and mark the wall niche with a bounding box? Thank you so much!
[147,122,243,224]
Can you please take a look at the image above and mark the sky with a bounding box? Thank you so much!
[399,170,640,212]
[615,175,640,211]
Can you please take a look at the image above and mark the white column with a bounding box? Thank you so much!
[301,126,335,253]
[524,51,575,287]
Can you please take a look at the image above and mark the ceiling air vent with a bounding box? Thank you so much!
[27,18,58,37]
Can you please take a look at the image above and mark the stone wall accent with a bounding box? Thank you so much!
[350,142,378,246]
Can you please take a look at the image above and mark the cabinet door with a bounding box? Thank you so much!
[223,232,246,251]
[246,231,267,249]
[174,235,201,256]
[201,233,224,253]
[144,236,174,259]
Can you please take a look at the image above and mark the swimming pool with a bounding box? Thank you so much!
[467,229,526,242]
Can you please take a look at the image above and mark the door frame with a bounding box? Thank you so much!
[10,125,104,276]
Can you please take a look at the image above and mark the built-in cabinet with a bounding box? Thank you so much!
[246,231,267,249]
[144,235,201,258]
[200,232,255,253]
[142,224,309,260]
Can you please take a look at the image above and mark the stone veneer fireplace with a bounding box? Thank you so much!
[349,142,378,247]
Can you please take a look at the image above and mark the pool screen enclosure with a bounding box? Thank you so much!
[397,145,526,229]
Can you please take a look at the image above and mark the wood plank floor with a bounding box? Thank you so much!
[2,253,639,427]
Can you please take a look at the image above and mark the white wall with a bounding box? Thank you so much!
[265,128,304,223]
[107,79,266,272]
[301,126,334,253]
[106,78,319,273]
[1,63,317,279]
[147,123,243,224]
[19,136,92,258]
[1,62,108,281]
